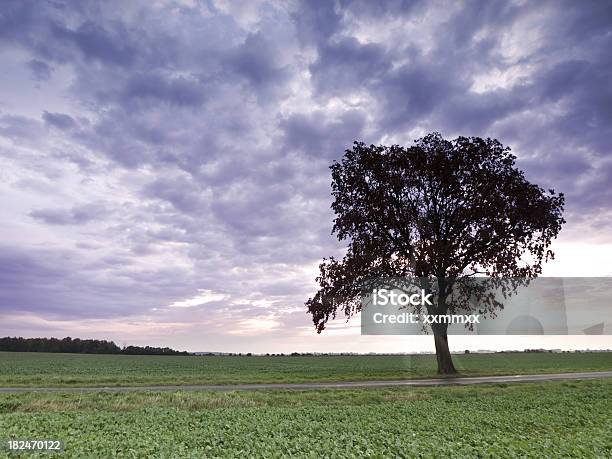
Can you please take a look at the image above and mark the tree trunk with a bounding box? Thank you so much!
[433,324,457,375]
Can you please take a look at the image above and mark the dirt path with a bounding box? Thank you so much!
[1,371,611,393]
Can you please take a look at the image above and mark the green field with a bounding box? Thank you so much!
[0,353,610,457]
[0,351,610,387]
[0,380,610,457]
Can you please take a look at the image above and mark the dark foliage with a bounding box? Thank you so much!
[0,336,190,355]
[306,133,565,373]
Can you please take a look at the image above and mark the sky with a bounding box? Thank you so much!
[0,0,611,353]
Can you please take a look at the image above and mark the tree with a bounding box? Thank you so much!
[0,336,190,355]
[306,133,565,374]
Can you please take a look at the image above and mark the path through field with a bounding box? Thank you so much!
[1,370,610,392]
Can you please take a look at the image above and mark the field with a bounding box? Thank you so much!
[0,379,610,457]
[0,351,610,387]
[0,353,610,457]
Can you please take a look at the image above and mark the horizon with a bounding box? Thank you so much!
[1,0,612,354]
[3,334,612,355]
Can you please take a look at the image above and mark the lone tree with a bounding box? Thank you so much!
[306,133,565,374]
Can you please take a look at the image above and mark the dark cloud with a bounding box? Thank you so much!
[0,0,37,42]
[374,60,468,131]
[0,114,44,142]
[121,73,206,108]
[293,0,343,45]
[50,19,137,67]
[440,87,528,134]
[142,175,207,214]
[529,58,612,156]
[27,59,52,81]
[0,244,194,319]
[29,203,107,225]
[339,0,422,18]
[309,37,389,96]
[281,109,367,159]
[226,32,290,96]
[42,111,77,130]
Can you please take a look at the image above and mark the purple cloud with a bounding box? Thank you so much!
[0,0,611,351]
[29,202,106,225]
[27,59,52,81]
[42,111,77,130]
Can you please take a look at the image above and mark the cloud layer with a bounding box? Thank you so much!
[0,0,611,350]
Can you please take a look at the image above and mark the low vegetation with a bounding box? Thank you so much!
[0,380,609,457]
[0,351,610,387]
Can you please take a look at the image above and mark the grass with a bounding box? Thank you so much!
[0,380,610,457]
[0,351,610,387]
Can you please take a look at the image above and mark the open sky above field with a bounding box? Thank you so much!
[1,0,611,352]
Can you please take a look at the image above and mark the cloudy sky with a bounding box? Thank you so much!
[1,0,611,353]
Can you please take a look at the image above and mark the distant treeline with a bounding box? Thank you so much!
[0,337,190,355]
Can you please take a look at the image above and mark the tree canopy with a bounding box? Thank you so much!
[306,133,565,373]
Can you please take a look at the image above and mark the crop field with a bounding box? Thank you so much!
[0,351,610,387]
[0,353,610,456]
[0,379,610,457]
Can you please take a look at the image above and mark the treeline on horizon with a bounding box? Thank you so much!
[0,336,189,355]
